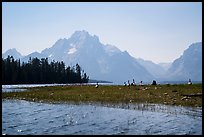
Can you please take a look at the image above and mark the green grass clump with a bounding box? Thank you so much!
[2,84,202,107]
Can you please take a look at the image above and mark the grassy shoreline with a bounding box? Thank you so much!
[2,84,202,107]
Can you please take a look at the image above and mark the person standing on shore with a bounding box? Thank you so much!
[127,80,130,86]
[152,80,157,85]
[132,79,136,86]
[188,79,192,85]
[140,81,143,86]
[95,82,99,88]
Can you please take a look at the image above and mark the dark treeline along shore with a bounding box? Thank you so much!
[2,56,89,84]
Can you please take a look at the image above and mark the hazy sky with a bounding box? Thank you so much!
[2,2,202,64]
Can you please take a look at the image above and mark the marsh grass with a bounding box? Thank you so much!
[2,84,202,107]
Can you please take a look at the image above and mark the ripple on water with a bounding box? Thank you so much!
[2,99,202,135]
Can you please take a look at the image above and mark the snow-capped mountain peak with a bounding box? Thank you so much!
[34,30,154,83]
[3,30,201,83]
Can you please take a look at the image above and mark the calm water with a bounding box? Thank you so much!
[2,83,113,92]
[2,99,202,135]
[2,84,68,92]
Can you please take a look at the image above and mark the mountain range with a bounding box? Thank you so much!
[2,30,202,84]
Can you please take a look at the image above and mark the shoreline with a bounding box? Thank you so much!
[2,84,202,107]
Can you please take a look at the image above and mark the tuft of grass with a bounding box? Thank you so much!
[2,84,202,107]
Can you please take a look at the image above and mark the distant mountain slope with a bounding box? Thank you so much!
[2,48,23,59]
[167,42,202,81]
[158,62,172,71]
[21,52,47,63]
[136,58,166,79]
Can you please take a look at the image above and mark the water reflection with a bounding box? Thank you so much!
[2,88,27,92]
[2,99,202,135]
[2,84,68,92]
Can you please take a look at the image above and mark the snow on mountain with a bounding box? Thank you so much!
[39,30,154,83]
[3,30,201,83]
[67,47,77,54]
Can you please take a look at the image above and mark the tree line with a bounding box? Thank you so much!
[2,56,89,84]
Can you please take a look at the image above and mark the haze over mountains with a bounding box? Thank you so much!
[3,30,202,84]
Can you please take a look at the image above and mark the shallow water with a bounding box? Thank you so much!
[1,83,112,92]
[2,84,68,92]
[2,99,202,135]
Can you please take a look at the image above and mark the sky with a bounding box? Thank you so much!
[2,2,202,64]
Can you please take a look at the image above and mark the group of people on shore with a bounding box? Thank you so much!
[124,79,137,86]
[124,79,157,86]
[95,78,193,88]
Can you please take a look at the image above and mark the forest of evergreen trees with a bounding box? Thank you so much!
[2,56,89,84]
